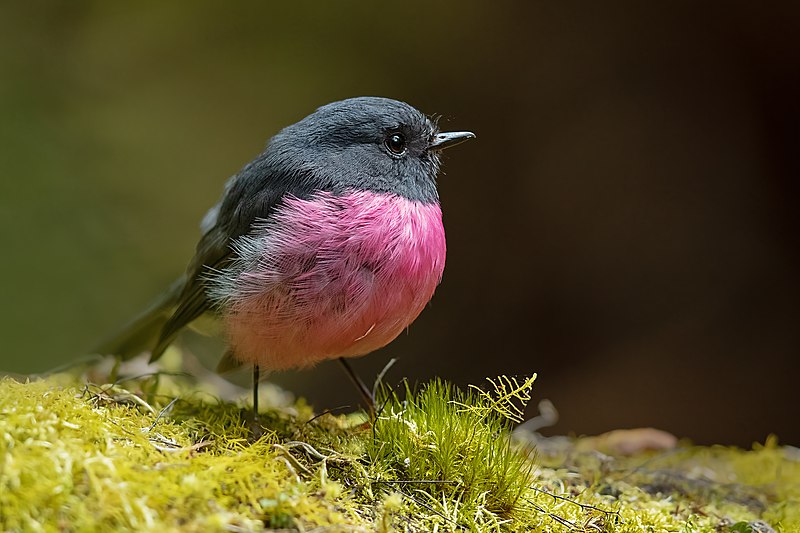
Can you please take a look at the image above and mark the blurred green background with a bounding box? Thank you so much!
[1,2,798,445]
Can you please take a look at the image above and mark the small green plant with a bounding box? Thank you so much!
[366,376,538,530]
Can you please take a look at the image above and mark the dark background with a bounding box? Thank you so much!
[1,2,798,446]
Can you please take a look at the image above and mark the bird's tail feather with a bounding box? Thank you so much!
[92,277,186,360]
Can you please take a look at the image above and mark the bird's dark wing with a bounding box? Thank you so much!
[149,156,316,362]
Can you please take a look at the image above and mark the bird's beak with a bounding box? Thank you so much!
[428,131,476,152]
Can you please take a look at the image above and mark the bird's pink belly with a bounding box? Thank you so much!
[219,191,446,370]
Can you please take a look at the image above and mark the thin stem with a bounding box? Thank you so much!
[338,357,375,417]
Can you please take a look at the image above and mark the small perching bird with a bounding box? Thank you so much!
[97,97,474,416]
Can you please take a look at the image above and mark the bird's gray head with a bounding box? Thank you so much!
[262,96,475,203]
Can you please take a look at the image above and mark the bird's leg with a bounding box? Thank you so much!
[253,364,260,416]
[251,364,263,440]
[338,357,376,418]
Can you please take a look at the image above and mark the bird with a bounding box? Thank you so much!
[96,96,474,416]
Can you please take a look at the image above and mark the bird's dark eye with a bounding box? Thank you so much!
[385,132,406,155]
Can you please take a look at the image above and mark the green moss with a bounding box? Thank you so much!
[0,372,797,532]
[367,376,537,530]
[0,378,357,531]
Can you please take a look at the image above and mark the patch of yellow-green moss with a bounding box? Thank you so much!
[0,378,360,531]
[0,373,797,532]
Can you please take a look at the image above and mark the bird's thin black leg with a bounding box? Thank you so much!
[251,364,262,439]
[338,357,376,417]
[253,364,260,416]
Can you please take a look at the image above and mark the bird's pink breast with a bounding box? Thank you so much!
[222,191,446,370]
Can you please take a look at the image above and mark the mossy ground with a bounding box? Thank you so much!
[0,367,797,532]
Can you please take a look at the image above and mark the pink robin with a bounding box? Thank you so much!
[98,97,474,417]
